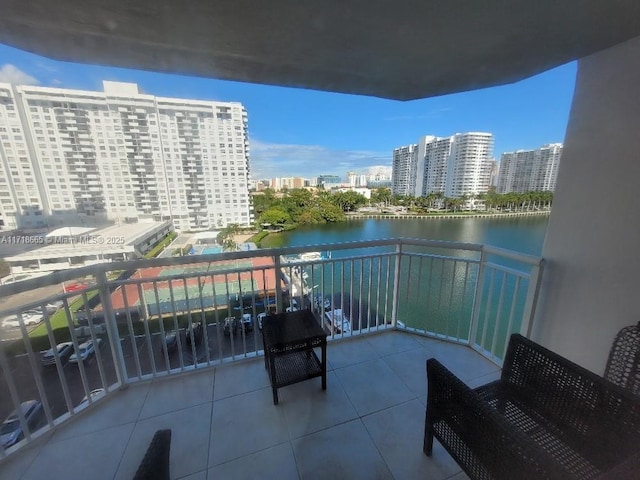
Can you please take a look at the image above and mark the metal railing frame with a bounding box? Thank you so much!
[0,237,542,459]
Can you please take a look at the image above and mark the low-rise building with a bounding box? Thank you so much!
[3,221,173,276]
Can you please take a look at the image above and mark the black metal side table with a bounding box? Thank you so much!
[261,309,328,405]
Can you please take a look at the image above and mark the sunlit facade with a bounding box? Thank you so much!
[395,132,494,198]
[0,81,251,231]
[497,143,562,193]
[391,144,418,196]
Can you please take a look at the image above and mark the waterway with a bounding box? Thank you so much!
[261,215,548,255]
[264,215,549,358]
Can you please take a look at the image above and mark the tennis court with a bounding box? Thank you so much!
[109,257,280,315]
[140,279,257,315]
[159,260,254,277]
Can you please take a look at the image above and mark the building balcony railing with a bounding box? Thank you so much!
[0,238,542,460]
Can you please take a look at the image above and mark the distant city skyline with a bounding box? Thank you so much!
[0,43,576,179]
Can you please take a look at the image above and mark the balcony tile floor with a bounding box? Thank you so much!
[0,330,501,480]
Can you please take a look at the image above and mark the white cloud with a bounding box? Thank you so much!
[250,139,390,180]
[0,64,39,85]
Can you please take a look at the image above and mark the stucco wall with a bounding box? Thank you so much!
[532,36,640,373]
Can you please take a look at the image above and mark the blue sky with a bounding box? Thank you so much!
[0,43,577,180]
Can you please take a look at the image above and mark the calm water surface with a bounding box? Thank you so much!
[262,216,548,357]
[262,215,548,255]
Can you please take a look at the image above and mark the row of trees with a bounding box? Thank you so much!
[370,188,553,213]
[251,187,553,230]
[253,188,369,227]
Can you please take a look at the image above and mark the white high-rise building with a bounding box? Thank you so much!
[445,132,494,198]
[391,144,418,196]
[393,132,494,198]
[0,85,50,230]
[0,81,251,232]
[497,143,562,193]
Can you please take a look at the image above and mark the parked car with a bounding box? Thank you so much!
[257,312,268,330]
[314,294,331,310]
[77,388,106,407]
[68,338,102,364]
[41,342,74,366]
[223,316,238,336]
[240,313,253,333]
[185,322,203,345]
[286,298,299,313]
[163,330,178,353]
[1,313,42,328]
[45,301,64,314]
[0,400,43,448]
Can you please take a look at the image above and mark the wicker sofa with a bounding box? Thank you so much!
[424,334,640,480]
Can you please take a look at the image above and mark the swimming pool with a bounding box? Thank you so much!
[202,246,223,255]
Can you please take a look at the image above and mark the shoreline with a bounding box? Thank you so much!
[254,210,550,246]
[344,210,551,220]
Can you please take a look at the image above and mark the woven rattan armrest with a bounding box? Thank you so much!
[425,358,575,480]
[132,429,171,480]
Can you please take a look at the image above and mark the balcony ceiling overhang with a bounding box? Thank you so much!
[2,0,640,100]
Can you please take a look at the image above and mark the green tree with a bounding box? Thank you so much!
[217,224,241,251]
[319,202,345,222]
[331,191,368,212]
[370,188,392,206]
[259,207,292,226]
[251,188,277,217]
[297,208,325,224]
[280,188,313,222]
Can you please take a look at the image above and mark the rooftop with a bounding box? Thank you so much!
[0,331,494,480]
[5,222,172,262]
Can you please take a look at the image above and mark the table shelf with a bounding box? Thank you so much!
[271,350,323,388]
[261,309,328,404]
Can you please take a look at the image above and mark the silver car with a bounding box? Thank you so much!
[41,342,74,366]
[0,400,43,448]
[68,338,102,364]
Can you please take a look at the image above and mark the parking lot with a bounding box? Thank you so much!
[0,321,265,430]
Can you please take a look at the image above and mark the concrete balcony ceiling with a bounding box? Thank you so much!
[1,1,640,100]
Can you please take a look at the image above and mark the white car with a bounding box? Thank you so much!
[68,339,102,364]
[285,298,299,313]
[77,388,106,407]
[257,312,268,330]
[2,313,42,328]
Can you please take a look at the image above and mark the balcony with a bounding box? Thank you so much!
[0,239,542,478]
[1,331,492,480]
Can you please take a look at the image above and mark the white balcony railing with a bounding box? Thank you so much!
[0,238,543,459]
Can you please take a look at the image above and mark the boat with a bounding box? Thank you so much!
[313,293,331,310]
[285,251,323,264]
[299,251,323,261]
[324,308,351,334]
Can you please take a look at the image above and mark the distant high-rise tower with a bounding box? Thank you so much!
[446,132,494,198]
[393,132,494,198]
[0,81,251,231]
[391,144,418,196]
[497,143,562,193]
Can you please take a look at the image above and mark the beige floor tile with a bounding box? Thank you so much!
[292,419,393,480]
[335,358,414,416]
[209,388,289,467]
[208,442,298,480]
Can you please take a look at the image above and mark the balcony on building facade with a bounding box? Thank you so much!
[0,239,542,479]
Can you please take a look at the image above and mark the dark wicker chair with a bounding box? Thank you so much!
[604,321,640,396]
[424,334,640,480]
[132,429,171,480]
